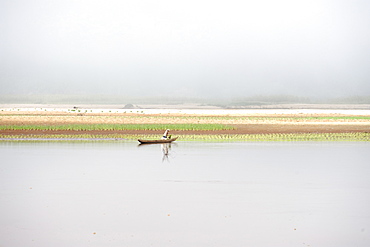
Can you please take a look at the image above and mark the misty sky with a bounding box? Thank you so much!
[1,0,370,99]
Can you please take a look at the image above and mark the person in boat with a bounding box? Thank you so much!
[162,129,170,140]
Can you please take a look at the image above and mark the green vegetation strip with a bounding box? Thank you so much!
[0,123,234,131]
[189,116,370,120]
[178,133,370,142]
[3,115,370,121]
[1,133,369,142]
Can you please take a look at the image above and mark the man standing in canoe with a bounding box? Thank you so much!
[162,129,170,140]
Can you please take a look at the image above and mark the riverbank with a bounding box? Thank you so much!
[1,105,369,141]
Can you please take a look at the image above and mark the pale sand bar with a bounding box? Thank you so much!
[1,104,370,116]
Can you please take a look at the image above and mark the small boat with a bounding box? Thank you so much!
[138,137,178,144]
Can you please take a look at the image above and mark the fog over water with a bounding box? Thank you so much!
[1,0,370,100]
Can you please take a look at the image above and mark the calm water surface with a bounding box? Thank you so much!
[1,141,369,247]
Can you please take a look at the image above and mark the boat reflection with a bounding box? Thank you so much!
[161,143,171,162]
[138,142,177,162]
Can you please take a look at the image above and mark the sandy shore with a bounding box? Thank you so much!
[1,103,370,110]
[1,104,370,115]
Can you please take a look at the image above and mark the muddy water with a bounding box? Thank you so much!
[1,141,369,247]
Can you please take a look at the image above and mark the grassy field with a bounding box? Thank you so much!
[1,132,369,142]
[1,109,369,142]
[0,123,234,131]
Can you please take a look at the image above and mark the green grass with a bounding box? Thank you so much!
[281,116,370,120]
[1,132,369,142]
[145,116,370,120]
[3,114,370,120]
[0,123,234,131]
[177,133,370,142]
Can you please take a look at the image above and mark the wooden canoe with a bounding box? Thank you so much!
[138,137,178,144]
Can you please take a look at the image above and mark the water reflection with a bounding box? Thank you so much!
[138,142,176,162]
[162,143,177,162]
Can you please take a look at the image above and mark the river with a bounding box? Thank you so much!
[1,141,369,246]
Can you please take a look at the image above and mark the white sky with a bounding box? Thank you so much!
[1,0,369,99]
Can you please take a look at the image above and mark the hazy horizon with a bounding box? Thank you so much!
[1,0,370,100]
